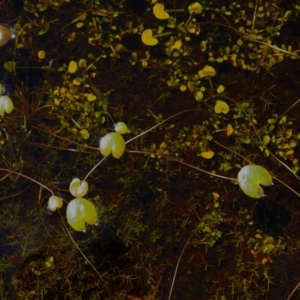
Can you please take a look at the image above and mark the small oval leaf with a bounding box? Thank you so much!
[110,133,125,158]
[99,133,113,157]
[238,165,273,199]
[68,60,78,73]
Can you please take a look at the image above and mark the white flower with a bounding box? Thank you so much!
[0,95,14,115]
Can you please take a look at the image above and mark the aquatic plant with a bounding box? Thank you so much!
[1,0,300,299]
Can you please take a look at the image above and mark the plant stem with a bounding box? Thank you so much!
[0,167,53,194]
[85,110,200,180]
[272,176,300,198]
[168,238,191,300]
[129,150,238,182]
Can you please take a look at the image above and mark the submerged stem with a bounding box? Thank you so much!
[0,167,53,194]
[129,150,238,182]
[272,176,300,198]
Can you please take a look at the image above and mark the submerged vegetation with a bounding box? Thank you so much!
[0,0,300,299]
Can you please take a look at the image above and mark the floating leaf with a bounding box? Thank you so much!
[263,135,271,146]
[226,124,234,136]
[141,29,158,46]
[214,100,229,114]
[0,25,12,47]
[238,165,273,199]
[78,59,87,68]
[69,178,89,198]
[198,65,216,78]
[38,50,46,59]
[200,150,214,159]
[170,40,182,50]
[194,90,203,101]
[68,60,78,73]
[80,129,90,140]
[85,93,96,101]
[217,85,225,93]
[153,3,169,19]
[188,2,202,14]
[66,198,97,231]
[48,195,63,211]
[3,61,16,73]
[99,133,113,157]
[114,122,128,134]
[99,132,125,158]
[0,95,14,115]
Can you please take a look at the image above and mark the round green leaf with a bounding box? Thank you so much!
[114,122,128,134]
[3,61,16,73]
[48,195,63,211]
[66,198,97,231]
[153,3,169,20]
[238,165,273,199]
[141,29,158,46]
[69,178,89,198]
[99,132,125,158]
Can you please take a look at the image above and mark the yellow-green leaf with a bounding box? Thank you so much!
[99,132,125,158]
[0,95,14,115]
[114,122,128,134]
[188,2,202,14]
[38,50,46,59]
[85,93,96,101]
[4,61,16,73]
[214,100,229,114]
[80,129,90,140]
[153,3,169,19]
[141,29,158,46]
[48,195,63,211]
[66,198,97,231]
[200,150,214,159]
[238,165,273,199]
[68,60,78,73]
[69,178,89,198]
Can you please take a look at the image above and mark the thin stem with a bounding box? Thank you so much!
[125,109,199,145]
[168,238,192,300]
[251,0,259,31]
[84,109,200,180]
[84,157,106,181]
[129,150,238,182]
[286,280,300,300]
[31,125,98,151]
[0,167,53,194]
[272,176,300,198]
[213,12,300,58]
[153,32,173,38]
[207,76,214,93]
[257,98,300,133]
[58,210,111,299]
[222,95,300,182]
[213,139,253,165]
